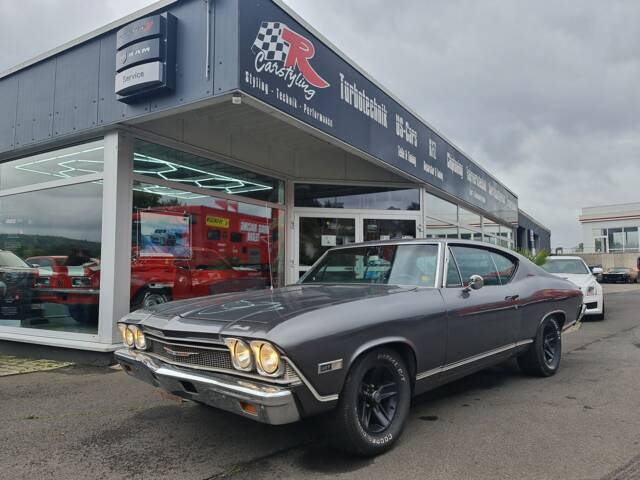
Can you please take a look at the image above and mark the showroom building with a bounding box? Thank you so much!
[580,202,640,253]
[0,0,535,353]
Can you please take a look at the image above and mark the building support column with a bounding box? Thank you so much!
[98,131,133,345]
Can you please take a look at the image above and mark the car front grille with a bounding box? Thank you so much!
[145,335,300,384]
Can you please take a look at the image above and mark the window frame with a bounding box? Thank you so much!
[445,243,519,287]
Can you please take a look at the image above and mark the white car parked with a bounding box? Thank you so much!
[542,256,605,320]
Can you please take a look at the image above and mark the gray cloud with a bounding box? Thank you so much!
[284,0,640,248]
[0,0,155,73]
[2,0,638,248]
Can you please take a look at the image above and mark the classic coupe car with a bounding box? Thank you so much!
[116,239,584,456]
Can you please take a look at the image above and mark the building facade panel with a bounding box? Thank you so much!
[52,41,101,137]
[0,76,18,152]
[0,0,548,352]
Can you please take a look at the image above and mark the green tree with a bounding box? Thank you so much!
[516,248,550,266]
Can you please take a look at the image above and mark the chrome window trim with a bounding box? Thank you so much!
[442,245,463,288]
[415,339,534,381]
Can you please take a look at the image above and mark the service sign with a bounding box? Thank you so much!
[115,61,163,96]
[238,1,517,223]
[114,12,176,103]
[116,15,162,50]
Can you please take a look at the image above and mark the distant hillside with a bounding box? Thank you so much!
[0,234,101,260]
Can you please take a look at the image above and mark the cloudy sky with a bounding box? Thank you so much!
[1,0,638,248]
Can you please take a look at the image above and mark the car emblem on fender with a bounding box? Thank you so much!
[163,346,198,358]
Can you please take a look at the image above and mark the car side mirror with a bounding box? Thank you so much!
[592,267,603,275]
[465,274,484,291]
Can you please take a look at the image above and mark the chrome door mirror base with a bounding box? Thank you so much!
[465,274,484,292]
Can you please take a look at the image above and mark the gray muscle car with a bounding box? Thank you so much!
[115,239,584,456]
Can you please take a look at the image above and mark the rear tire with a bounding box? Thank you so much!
[518,317,562,377]
[329,348,411,457]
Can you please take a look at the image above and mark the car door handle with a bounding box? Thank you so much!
[505,295,519,301]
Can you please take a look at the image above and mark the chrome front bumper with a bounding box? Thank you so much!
[115,349,301,425]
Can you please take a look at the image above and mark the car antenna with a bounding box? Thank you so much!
[265,202,274,291]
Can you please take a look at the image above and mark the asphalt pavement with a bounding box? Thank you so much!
[1,290,640,480]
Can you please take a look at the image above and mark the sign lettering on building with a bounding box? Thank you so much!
[114,13,177,102]
[238,0,518,223]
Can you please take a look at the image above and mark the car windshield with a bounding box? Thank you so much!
[0,251,30,268]
[299,244,439,286]
[610,268,629,273]
[542,259,589,275]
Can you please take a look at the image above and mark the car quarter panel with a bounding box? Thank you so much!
[267,287,448,399]
[514,271,583,339]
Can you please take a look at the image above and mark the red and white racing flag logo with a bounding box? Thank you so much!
[252,21,329,100]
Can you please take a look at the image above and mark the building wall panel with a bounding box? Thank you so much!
[53,41,100,137]
[0,76,18,152]
[14,61,56,148]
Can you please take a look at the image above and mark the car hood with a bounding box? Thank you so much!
[550,273,593,288]
[138,284,414,337]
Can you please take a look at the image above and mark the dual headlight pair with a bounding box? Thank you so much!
[118,324,147,350]
[224,338,282,377]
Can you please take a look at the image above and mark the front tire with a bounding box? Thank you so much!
[330,348,411,456]
[518,317,562,377]
[593,302,605,321]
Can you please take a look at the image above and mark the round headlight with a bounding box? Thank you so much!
[234,340,253,369]
[134,328,147,350]
[224,338,254,370]
[124,326,136,348]
[118,324,127,344]
[259,343,280,374]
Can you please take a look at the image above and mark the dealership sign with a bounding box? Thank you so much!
[239,1,517,223]
[114,13,176,102]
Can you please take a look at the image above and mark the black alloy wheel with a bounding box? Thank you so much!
[357,365,399,434]
[518,317,562,377]
[541,322,561,368]
[330,348,411,456]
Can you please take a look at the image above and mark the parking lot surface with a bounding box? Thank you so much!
[2,290,640,480]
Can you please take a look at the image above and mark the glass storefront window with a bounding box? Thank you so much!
[299,217,356,268]
[425,193,457,224]
[608,228,623,251]
[624,227,638,251]
[0,182,103,333]
[134,140,284,203]
[294,184,420,210]
[363,218,416,241]
[0,140,104,191]
[459,207,481,229]
[425,218,458,239]
[460,228,482,241]
[131,181,284,309]
[483,218,500,237]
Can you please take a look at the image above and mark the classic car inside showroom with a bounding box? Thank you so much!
[0,0,551,356]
